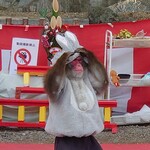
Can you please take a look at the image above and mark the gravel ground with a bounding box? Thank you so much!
[0,10,88,19]
[0,124,150,144]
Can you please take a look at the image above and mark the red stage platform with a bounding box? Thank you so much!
[0,143,150,150]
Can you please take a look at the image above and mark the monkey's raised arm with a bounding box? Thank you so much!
[76,48,109,96]
[44,52,70,101]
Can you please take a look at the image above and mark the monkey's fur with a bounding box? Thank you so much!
[44,48,108,101]
[44,48,108,137]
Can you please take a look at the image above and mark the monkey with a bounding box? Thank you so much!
[44,47,108,150]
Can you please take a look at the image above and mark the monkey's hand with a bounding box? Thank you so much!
[74,48,89,64]
[44,52,70,101]
[76,48,109,95]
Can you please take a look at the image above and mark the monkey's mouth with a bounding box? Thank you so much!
[74,69,83,73]
[72,70,84,78]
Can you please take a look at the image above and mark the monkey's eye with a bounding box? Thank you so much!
[67,57,83,68]
[75,57,82,63]
[70,59,79,66]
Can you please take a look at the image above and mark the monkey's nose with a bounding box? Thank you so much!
[77,63,82,67]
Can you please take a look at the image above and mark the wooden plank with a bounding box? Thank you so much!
[17,65,50,76]
[113,38,150,48]
[16,87,45,94]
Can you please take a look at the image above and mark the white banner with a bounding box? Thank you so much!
[1,49,11,73]
[109,47,133,114]
[9,38,39,74]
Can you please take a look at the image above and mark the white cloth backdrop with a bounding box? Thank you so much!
[108,48,133,115]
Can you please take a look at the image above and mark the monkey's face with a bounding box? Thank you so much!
[67,56,84,79]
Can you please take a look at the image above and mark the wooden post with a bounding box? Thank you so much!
[73,18,80,25]
[39,18,45,26]
[0,105,3,121]
[18,106,25,122]
[104,107,111,122]
[23,72,30,87]
[6,17,12,25]
[23,17,29,25]
[39,106,46,122]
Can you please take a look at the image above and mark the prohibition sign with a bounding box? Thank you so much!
[14,48,31,65]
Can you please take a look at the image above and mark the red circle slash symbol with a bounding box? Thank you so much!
[14,49,31,65]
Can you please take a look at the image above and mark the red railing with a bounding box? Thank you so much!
[0,98,117,133]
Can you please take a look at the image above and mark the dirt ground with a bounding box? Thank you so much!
[0,10,88,19]
[0,124,150,144]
